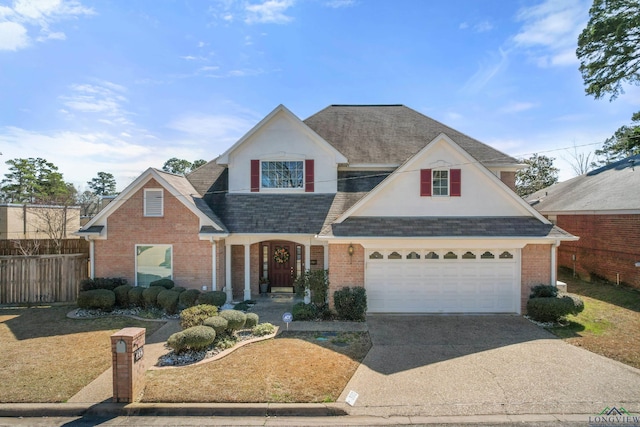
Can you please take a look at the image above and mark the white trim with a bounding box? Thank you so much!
[225,244,232,302]
[217,105,348,165]
[212,240,217,291]
[334,133,550,224]
[89,239,95,279]
[539,209,640,216]
[143,188,164,217]
[338,164,398,170]
[551,242,557,287]
[319,236,577,246]
[244,244,251,300]
[134,244,173,288]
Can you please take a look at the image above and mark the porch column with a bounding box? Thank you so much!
[211,240,217,291]
[304,244,311,304]
[244,244,251,300]
[88,238,95,279]
[323,244,329,270]
[551,243,557,287]
[225,244,232,303]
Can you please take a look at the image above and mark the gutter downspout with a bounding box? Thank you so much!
[551,240,558,287]
[84,236,95,279]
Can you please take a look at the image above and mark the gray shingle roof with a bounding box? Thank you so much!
[321,216,565,238]
[212,194,336,234]
[77,225,104,234]
[527,154,640,212]
[304,105,518,166]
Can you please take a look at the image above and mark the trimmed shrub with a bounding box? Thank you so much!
[157,290,180,314]
[167,325,216,353]
[80,277,127,292]
[172,286,187,294]
[142,286,165,308]
[219,310,247,331]
[197,291,227,307]
[529,284,558,299]
[128,287,145,308]
[113,285,133,307]
[203,316,228,335]
[149,278,175,289]
[334,286,367,321]
[292,302,317,321]
[527,295,584,323]
[245,312,259,328]
[179,289,201,309]
[233,301,250,312]
[180,304,218,329]
[77,289,116,311]
[252,323,276,336]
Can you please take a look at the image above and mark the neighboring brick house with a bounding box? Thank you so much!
[527,154,640,289]
[78,104,576,313]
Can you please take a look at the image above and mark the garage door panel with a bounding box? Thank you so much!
[366,249,518,313]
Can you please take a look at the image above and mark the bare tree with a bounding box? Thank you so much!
[563,144,594,176]
[10,239,40,255]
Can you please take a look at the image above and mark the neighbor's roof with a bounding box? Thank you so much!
[527,154,640,212]
[303,105,519,166]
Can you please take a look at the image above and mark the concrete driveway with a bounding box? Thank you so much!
[339,315,640,417]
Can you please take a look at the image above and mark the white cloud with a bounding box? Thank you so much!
[0,0,93,51]
[59,80,132,125]
[0,21,29,50]
[324,0,355,8]
[474,20,493,32]
[499,102,537,114]
[245,0,294,24]
[460,48,509,94]
[167,113,256,142]
[512,0,589,67]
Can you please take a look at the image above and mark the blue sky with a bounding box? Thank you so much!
[1,0,638,192]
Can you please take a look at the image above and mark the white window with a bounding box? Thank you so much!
[136,245,172,287]
[432,170,449,196]
[261,161,304,189]
[144,189,163,217]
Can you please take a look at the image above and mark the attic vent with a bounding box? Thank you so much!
[144,189,164,217]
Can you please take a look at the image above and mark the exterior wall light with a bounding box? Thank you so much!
[348,244,354,257]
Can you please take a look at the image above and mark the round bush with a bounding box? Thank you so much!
[77,289,116,311]
[245,312,259,328]
[167,325,216,353]
[180,304,218,329]
[149,278,175,289]
[179,289,201,309]
[171,286,187,294]
[529,284,558,299]
[157,290,180,314]
[128,287,145,307]
[142,286,165,308]
[219,310,247,331]
[527,295,584,323]
[252,323,276,336]
[334,286,367,321]
[197,291,227,307]
[113,284,133,308]
[203,316,228,335]
[80,277,127,291]
[292,302,317,321]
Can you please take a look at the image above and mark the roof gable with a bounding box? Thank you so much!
[80,168,227,236]
[216,104,347,165]
[304,105,519,166]
[336,133,548,223]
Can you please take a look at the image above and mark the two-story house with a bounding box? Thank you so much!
[78,104,575,314]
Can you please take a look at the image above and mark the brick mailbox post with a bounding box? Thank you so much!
[111,327,146,403]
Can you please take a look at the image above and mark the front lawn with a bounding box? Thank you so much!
[547,274,640,369]
[0,304,164,403]
[142,331,371,403]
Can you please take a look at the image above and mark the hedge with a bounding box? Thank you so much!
[334,286,367,321]
[128,287,145,307]
[245,312,259,328]
[149,278,175,289]
[180,304,218,329]
[157,290,180,314]
[527,295,585,322]
[77,289,116,311]
[167,325,216,353]
[179,289,201,309]
[113,284,133,307]
[203,316,228,335]
[197,291,227,307]
[142,286,165,308]
[219,310,247,331]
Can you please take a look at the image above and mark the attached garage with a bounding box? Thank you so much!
[365,248,520,313]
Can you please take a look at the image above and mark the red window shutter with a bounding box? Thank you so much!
[450,169,461,197]
[420,169,432,196]
[250,160,260,192]
[305,159,314,192]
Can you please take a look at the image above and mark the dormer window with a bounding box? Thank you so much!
[420,168,461,197]
[261,161,304,189]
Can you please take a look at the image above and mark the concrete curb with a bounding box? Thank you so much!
[0,402,348,418]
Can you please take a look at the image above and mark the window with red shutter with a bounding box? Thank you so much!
[305,159,314,192]
[450,168,461,197]
[420,169,432,196]
[250,160,259,192]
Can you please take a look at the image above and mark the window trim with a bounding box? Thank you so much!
[260,160,305,190]
[135,244,173,288]
[432,169,449,197]
[143,188,164,217]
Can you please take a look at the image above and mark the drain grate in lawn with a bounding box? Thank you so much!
[142,331,371,403]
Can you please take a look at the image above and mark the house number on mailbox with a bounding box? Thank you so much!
[134,347,144,362]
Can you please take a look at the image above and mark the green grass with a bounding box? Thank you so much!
[547,296,613,338]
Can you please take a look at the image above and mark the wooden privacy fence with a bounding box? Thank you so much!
[0,239,90,256]
[0,254,88,304]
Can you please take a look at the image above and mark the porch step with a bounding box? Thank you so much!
[271,286,294,293]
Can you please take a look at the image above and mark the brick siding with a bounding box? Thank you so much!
[327,243,364,306]
[521,244,552,313]
[94,179,212,289]
[555,214,640,289]
[310,245,325,271]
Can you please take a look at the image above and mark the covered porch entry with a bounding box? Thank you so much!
[224,235,327,302]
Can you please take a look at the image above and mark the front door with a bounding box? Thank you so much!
[261,241,304,292]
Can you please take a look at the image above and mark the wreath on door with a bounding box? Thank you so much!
[273,247,290,264]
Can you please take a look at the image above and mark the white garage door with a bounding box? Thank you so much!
[365,249,519,313]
